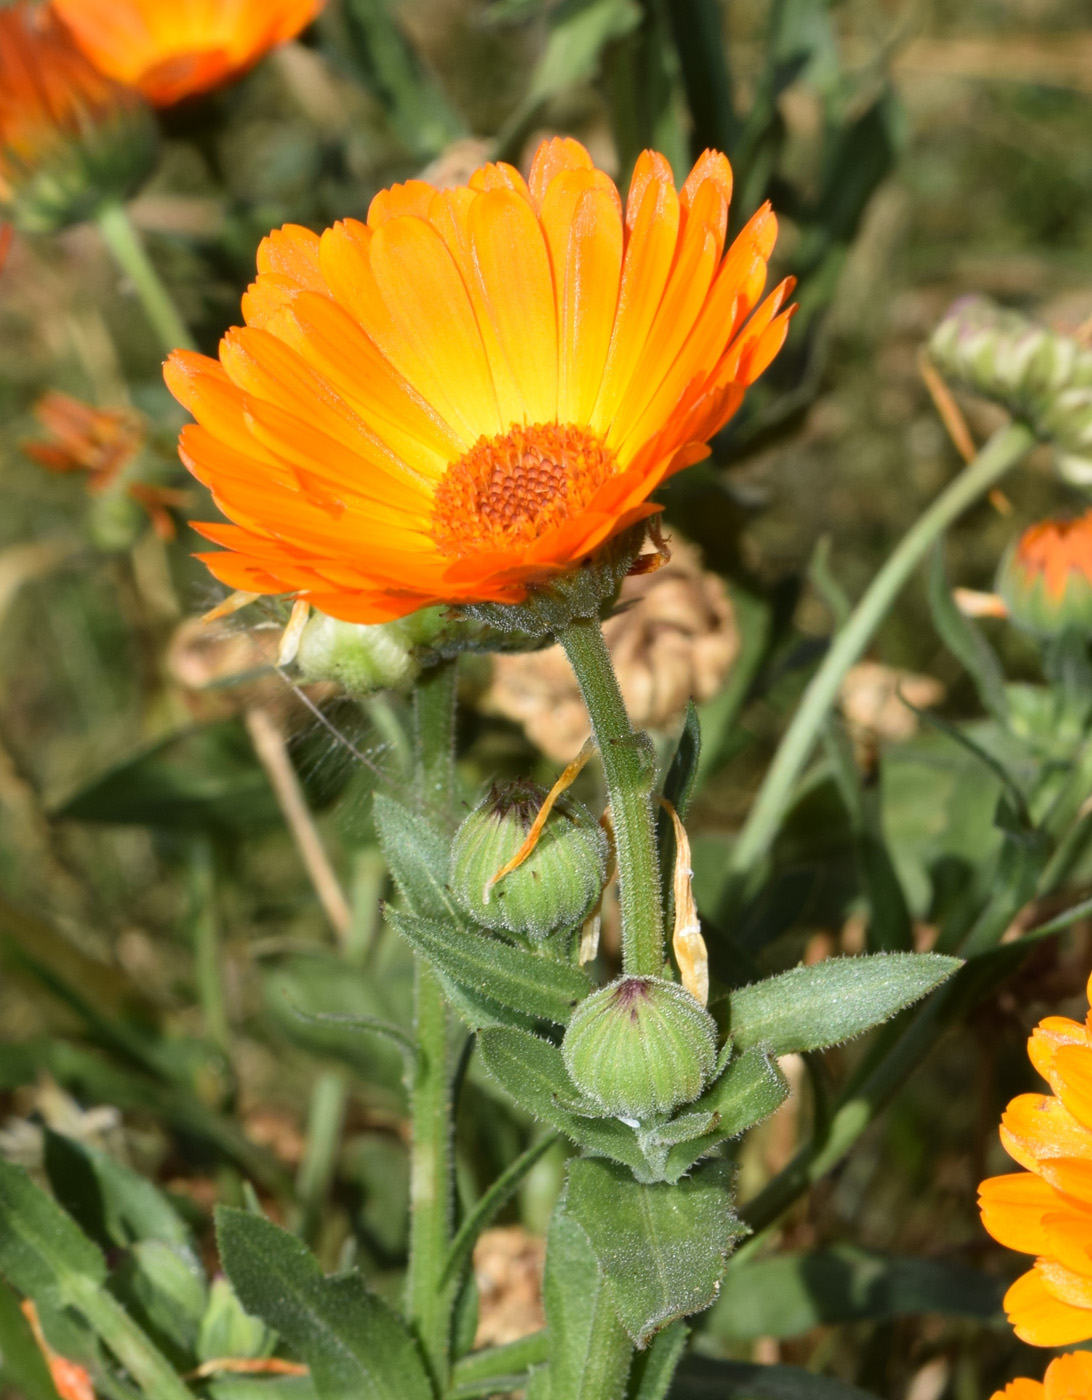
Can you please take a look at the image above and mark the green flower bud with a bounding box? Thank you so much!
[294,604,541,696]
[562,976,718,1119]
[450,780,607,939]
[464,522,645,639]
[997,512,1092,639]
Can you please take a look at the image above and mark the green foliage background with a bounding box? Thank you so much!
[3,0,1092,1396]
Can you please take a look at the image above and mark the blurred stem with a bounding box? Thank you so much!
[346,846,386,967]
[558,617,664,977]
[296,1070,347,1245]
[66,1274,192,1400]
[189,839,229,1052]
[244,706,352,943]
[724,421,1036,907]
[407,660,458,1388]
[96,203,195,356]
[451,1330,548,1397]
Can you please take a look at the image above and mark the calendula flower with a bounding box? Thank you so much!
[998,512,1092,639]
[979,970,1092,1345]
[992,1351,1092,1400]
[0,1,156,233]
[165,138,794,624]
[24,392,185,540]
[53,0,324,106]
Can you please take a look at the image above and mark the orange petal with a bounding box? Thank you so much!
[528,136,595,209]
[1044,1351,1092,1400]
[1005,1266,1092,1346]
[1031,1019,1092,1084]
[1002,1094,1092,1171]
[1050,1045,1092,1135]
[255,224,324,288]
[979,1172,1069,1254]
[592,169,680,435]
[540,171,623,424]
[467,189,558,424]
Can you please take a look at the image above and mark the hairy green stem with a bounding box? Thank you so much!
[725,421,1036,902]
[558,617,664,976]
[407,661,459,1387]
[97,202,196,356]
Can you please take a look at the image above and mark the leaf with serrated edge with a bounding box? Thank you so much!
[565,1158,747,1346]
[387,909,588,1026]
[478,1028,647,1173]
[729,953,960,1056]
[216,1208,430,1400]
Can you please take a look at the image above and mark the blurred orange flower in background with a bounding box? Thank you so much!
[979,971,1092,1346]
[52,0,324,106]
[992,1351,1092,1400]
[165,137,794,623]
[0,1,155,232]
[24,392,185,539]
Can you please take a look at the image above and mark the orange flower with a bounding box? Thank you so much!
[998,512,1092,638]
[53,0,324,106]
[24,392,185,539]
[979,971,1092,1345]
[0,2,156,232]
[992,1351,1092,1400]
[165,138,794,624]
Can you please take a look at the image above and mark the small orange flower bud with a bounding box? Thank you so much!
[997,512,1092,639]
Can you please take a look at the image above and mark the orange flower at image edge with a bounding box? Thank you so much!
[0,2,155,233]
[165,138,795,623]
[52,0,324,106]
[993,1352,1092,1400]
[980,971,1092,1346]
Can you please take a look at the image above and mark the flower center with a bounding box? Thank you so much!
[431,422,618,559]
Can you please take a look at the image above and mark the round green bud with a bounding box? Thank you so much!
[562,976,718,1120]
[997,513,1092,639]
[450,780,607,939]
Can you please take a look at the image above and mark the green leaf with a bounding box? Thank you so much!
[672,1355,879,1400]
[55,721,285,836]
[387,909,589,1026]
[565,1158,747,1346]
[928,547,1009,724]
[823,722,914,952]
[0,1159,106,1309]
[527,0,642,108]
[661,1048,790,1182]
[477,1027,647,1173]
[0,1281,60,1400]
[208,1379,316,1400]
[373,795,462,925]
[728,953,961,1056]
[198,1277,275,1363]
[706,1245,1005,1342]
[216,1207,432,1400]
[115,1240,207,1360]
[328,0,464,159]
[542,1198,629,1400]
[43,1131,196,1261]
[629,1320,689,1400]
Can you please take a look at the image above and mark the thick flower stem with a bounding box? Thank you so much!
[407,660,458,1387]
[558,617,664,977]
[724,420,1036,906]
[96,201,196,356]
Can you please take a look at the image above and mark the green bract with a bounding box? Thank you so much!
[449,780,607,940]
[562,975,718,1119]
